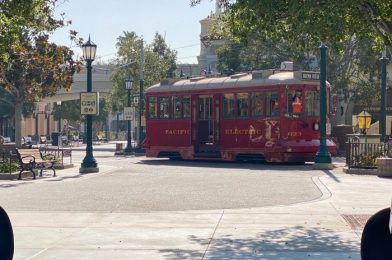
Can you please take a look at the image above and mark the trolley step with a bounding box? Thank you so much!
[194,152,221,158]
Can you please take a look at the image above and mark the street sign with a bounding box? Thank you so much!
[124,107,134,120]
[80,92,99,115]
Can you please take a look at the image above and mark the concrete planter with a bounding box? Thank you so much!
[377,157,392,177]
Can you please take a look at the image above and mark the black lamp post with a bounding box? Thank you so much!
[45,104,52,140]
[56,101,62,133]
[124,78,134,154]
[33,106,39,143]
[79,36,99,173]
[314,43,332,168]
[380,51,389,142]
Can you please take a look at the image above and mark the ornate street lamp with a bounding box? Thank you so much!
[79,36,99,173]
[124,77,134,154]
[357,111,372,134]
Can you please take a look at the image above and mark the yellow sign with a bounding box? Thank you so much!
[80,92,99,115]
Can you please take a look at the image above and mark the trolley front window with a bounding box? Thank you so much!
[286,90,303,117]
[305,91,320,117]
[159,97,170,119]
[148,97,157,119]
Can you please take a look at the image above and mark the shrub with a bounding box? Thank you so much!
[0,162,20,173]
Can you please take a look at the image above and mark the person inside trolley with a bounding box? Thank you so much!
[292,90,303,116]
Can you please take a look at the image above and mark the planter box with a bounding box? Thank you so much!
[377,158,392,177]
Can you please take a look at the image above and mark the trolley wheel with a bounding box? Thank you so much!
[361,207,392,260]
[0,206,14,260]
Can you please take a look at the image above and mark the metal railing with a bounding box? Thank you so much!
[346,141,389,169]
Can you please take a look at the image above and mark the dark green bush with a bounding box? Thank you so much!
[0,162,20,173]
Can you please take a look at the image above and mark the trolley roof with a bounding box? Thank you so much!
[146,70,327,94]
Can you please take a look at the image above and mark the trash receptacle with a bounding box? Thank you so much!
[115,143,123,155]
[51,132,60,146]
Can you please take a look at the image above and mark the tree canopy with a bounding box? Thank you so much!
[110,31,177,114]
[192,0,392,56]
[0,0,81,145]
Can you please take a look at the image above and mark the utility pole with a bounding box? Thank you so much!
[136,39,145,153]
[380,50,389,142]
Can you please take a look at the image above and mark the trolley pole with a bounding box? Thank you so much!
[314,43,333,169]
[380,50,389,142]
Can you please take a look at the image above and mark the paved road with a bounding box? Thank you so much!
[0,146,323,212]
[2,144,391,259]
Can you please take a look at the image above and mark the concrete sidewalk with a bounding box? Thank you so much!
[2,152,392,259]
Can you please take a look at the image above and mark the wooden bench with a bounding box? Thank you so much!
[16,149,56,180]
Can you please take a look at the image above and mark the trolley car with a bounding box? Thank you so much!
[142,64,336,162]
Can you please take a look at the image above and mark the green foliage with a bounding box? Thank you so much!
[201,0,392,56]
[52,100,82,127]
[0,0,82,146]
[353,151,386,168]
[0,162,20,173]
[110,31,177,113]
[194,1,388,106]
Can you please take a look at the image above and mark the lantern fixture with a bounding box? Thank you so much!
[82,35,97,62]
[357,111,372,134]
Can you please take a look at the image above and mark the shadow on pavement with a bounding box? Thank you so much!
[322,170,341,183]
[159,226,359,259]
[43,174,84,182]
[0,182,32,189]
[138,159,315,172]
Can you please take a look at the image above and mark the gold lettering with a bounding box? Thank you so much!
[164,129,191,135]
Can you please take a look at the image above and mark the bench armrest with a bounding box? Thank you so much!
[21,155,36,164]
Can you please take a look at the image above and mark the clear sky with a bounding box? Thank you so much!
[50,0,216,64]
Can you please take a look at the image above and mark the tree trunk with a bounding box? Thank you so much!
[14,100,23,147]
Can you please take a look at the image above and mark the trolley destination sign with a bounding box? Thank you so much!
[301,72,320,80]
[80,92,99,115]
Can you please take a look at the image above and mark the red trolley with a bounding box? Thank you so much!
[142,68,336,163]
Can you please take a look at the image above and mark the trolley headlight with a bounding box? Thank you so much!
[313,122,320,131]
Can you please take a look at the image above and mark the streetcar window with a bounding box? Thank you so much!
[148,97,157,119]
[172,96,181,119]
[251,92,265,117]
[237,93,249,117]
[286,90,303,117]
[159,97,170,119]
[305,91,320,117]
[266,91,279,117]
[182,96,190,118]
[223,94,235,118]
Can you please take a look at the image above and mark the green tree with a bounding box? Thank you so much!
[110,31,177,114]
[0,0,81,145]
[193,0,386,108]
[192,1,391,56]
[52,100,82,129]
